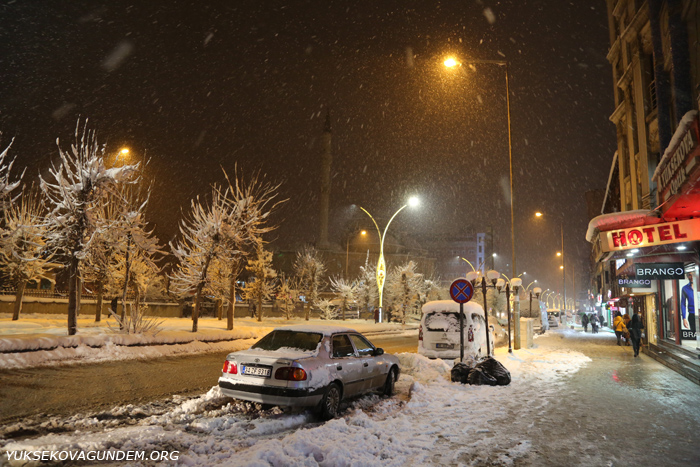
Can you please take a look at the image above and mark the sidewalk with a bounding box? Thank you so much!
[0,313,417,370]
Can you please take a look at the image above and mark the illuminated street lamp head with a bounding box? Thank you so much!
[560,265,564,270]
[360,230,367,236]
[408,196,420,207]
[492,253,497,257]
[444,57,459,68]
[535,212,543,217]
[556,252,562,257]
[120,148,129,155]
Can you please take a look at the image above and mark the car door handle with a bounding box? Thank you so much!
[363,362,369,367]
[336,365,342,370]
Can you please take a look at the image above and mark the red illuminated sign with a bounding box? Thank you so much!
[657,117,700,202]
[602,217,700,252]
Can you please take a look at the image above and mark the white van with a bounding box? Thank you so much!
[547,309,560,328]
[418,300,494,360]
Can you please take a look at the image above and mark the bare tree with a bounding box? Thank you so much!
[277,273,300,320]
[169,171,280,332]
[386,261,424,325]
[206,256,245,330]
[294,246,326,321]
[242,240,277,322]
[40,121,138,335]
[109,184,162,333]
[355,255,378,318]
[329,276,357,320]
[315,298,334,320]
[0,191,53,320]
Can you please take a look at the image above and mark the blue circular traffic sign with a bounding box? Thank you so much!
[450,278,474,304]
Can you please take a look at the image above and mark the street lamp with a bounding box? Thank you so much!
[534,212,566,325]
[360,197,420,323]
[445,56,517,282]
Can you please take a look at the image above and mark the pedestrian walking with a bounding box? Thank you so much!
[628,309,645,357]
[622,313,632,345]
[590,313,599,333]
[582,313,589,333]
[613,311,627,346]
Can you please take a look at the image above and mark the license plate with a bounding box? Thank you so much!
[242,366,271,377]
[435,343,454,349]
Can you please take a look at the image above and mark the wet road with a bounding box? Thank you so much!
[0,332,418,424]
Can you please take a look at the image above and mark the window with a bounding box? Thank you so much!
[349,334,374,356]
[332,334,356,358]
[252,330,322,351]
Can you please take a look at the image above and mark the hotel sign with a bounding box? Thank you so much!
[656,117,700,202]
[601,217,700,252]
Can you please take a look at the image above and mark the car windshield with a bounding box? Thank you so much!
[425,311,462,332]
[252,330,323,352]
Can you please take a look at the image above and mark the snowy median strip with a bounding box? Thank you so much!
[0,314,414,369]
[2,347,591,466]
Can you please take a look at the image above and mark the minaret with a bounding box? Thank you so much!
[318,109,332,249]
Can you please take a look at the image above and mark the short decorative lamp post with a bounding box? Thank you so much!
[510,277,522,350]
[467,269,501,357]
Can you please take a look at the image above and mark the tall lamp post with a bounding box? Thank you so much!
[535,212,565,325]
[345,230,367,278]
[444,57,517,282]
[360,197,420,323]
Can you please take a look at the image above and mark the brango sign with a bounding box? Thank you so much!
[601,217,700,252]
[635,263,685,280]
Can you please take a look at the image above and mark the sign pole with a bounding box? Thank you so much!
[449,278,475,362]
[460,302,465,362]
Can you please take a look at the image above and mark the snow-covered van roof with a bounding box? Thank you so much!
[421,300,485,316]
[272,324,358,336]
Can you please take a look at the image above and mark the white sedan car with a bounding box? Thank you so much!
[218,325,401,419]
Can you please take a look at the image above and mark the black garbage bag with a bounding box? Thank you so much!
[475,357,511,386]
[467,367,498,386]
[451,362,472,384]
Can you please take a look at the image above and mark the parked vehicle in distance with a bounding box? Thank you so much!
[218,325,400,419]
[547,309,560,328]
[418,300,494,360]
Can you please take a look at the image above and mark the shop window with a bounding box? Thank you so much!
[661,279,677,341]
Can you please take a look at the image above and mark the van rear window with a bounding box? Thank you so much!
[425,311,461,332]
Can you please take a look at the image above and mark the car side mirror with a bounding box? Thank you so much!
[374,348,384,356]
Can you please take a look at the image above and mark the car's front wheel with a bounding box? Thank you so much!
[383,367,397,396]
[318,383,341,420]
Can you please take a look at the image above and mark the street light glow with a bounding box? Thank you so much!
[444,57,458,68]
[408,196,420,207]
[535,212,543,217]
[120,148,130,155]
[360,230,367,236]
[556,252,562,257]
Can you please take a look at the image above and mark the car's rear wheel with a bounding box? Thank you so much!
[318,383,341,420]
[383,367,397,396]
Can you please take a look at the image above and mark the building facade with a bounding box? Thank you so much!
[588,0,700,380]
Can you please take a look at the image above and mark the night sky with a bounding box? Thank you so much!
[0,0,616,293]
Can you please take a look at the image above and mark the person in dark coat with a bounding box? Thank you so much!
[628,310,645,357]
[581,313,589,332]
[589,313,599,333]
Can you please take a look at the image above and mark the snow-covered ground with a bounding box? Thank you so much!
[0,341,592,466]
[0,314,414,370]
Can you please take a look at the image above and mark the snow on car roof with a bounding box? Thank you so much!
[272,324,359,336]
[421,300,484,316]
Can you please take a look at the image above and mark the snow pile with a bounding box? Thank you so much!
[1,346,592,466]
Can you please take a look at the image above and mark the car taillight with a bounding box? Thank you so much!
[223,361,238,374]
[274,367,307,381]
[419,324,423,341]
